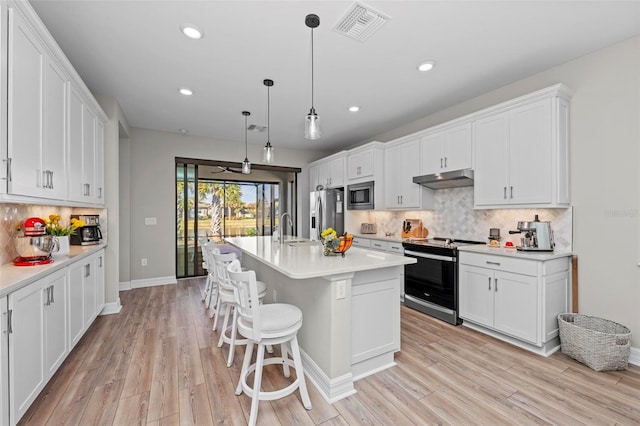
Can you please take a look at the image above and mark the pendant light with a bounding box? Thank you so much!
[241,111,251,174]
[263,79,275,163]
[304,14,321,140]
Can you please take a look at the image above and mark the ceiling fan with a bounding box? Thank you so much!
[211,165,244,175]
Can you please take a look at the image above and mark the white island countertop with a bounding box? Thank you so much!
[224,236,415,279]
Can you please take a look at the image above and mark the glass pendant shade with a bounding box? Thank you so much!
[305,108,321,140]
[263,141,274,163]
[242,158,251,174]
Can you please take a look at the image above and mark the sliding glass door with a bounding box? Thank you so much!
[176,160,293,278]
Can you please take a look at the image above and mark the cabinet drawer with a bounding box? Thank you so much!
[370,240,388,251]
[352,237,371,248]
[388,242,404,254]
[459,252,538,276]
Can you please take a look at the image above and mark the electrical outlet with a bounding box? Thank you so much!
[336,280,346,299]
[141,258,147,266]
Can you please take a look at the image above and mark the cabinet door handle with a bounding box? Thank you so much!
[495,278,498,292]
[400,195,403,204]
[503,187,507,199]
[98,256,103,267]
[98,187,103,198]
[41,170,47,189]
[444,157,447,168]
[440,158,443,168]
[50,285,55,304]
[50,171,54,189]
[510,186,514,199]
[486,261,501,266]
[488,277,491,290]
[4,158,11,182]
[7,310,12,334]
[85,264,91,277]
[44,287,50,306]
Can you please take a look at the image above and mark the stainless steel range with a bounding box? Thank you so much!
[402,237,484,325]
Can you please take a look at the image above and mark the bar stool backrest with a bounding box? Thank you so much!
[227,259,261,339]
[213,252,237,291]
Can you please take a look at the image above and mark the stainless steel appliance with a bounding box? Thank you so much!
[402,237,484,325]
[347,181,374,210]
[508,214,555,251]
[70,214,103,245]
[412,169,474,189]
[310,188,344,240]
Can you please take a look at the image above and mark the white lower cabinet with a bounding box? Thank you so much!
[0,297,8,426]
[459,251,570,356]
[8,268,67,425]
[4,248,105,425]
[68,249,105,349]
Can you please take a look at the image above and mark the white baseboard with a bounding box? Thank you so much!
[130,276,177,289]
[100,298,122,315]
[629,346,640,366]
[119,281,131,291]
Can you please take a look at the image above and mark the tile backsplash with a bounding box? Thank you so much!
[0,204,106,265]
[347,187,572,250]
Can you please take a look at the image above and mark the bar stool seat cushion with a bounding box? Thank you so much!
[240,304,302,335]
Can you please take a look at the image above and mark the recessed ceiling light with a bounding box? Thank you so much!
[181,24,203,40]
[349,105,360,112]
[179,88,193,96]
[417,60,436,72]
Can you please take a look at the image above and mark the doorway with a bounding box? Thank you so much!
[175,159,299,278]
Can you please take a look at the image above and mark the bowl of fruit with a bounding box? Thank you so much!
[334,234,354,257]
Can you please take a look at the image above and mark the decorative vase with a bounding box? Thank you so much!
[54,235,70,257]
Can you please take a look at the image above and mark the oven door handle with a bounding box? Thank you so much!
[404,250,455,262]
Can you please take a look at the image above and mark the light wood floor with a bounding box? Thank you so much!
[19,277,640,425]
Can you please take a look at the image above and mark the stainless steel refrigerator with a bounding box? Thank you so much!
[310,188,344,240]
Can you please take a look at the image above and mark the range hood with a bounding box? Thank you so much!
[412,169,474,190]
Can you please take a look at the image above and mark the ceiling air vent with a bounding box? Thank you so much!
[333,1,390,42]
[247,124,267,132]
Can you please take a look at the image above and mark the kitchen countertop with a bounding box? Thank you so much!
[351,233,404,243]
[458,244,572,260]
[224,236,414,279]
[0,244,107,297]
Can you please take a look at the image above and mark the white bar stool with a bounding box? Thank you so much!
[212,252,267,367]
[201,242,219,314]
[227,259,311,426]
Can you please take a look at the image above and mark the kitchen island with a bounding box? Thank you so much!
[224,236,415,402]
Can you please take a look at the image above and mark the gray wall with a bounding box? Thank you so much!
[125,128,326,283]
[369,36,640,346]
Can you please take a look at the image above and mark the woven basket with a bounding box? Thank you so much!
[558,313,631,371]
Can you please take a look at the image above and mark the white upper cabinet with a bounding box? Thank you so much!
[347,142,384,185]
[473,85,571,208]
[7,7,68,200]
[3,2,106,206]
[384,138,434,210]
[420,123,472,174]
[309,152,346,191]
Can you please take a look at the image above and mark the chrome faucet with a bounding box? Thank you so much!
[280,212,293,243]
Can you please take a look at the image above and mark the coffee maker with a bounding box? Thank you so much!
[70,214,103,245]
[509,215,555,252]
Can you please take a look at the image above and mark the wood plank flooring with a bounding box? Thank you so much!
[19,277,640,425]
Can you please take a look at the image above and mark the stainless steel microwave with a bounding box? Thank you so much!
[347,181,374,210]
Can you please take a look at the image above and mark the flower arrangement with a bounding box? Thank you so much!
[43,214,85,236]
[320,228,354,256]
[320,227,340,255]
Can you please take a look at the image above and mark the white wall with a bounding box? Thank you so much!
[126,128,326,282]
[369,36,640,346]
